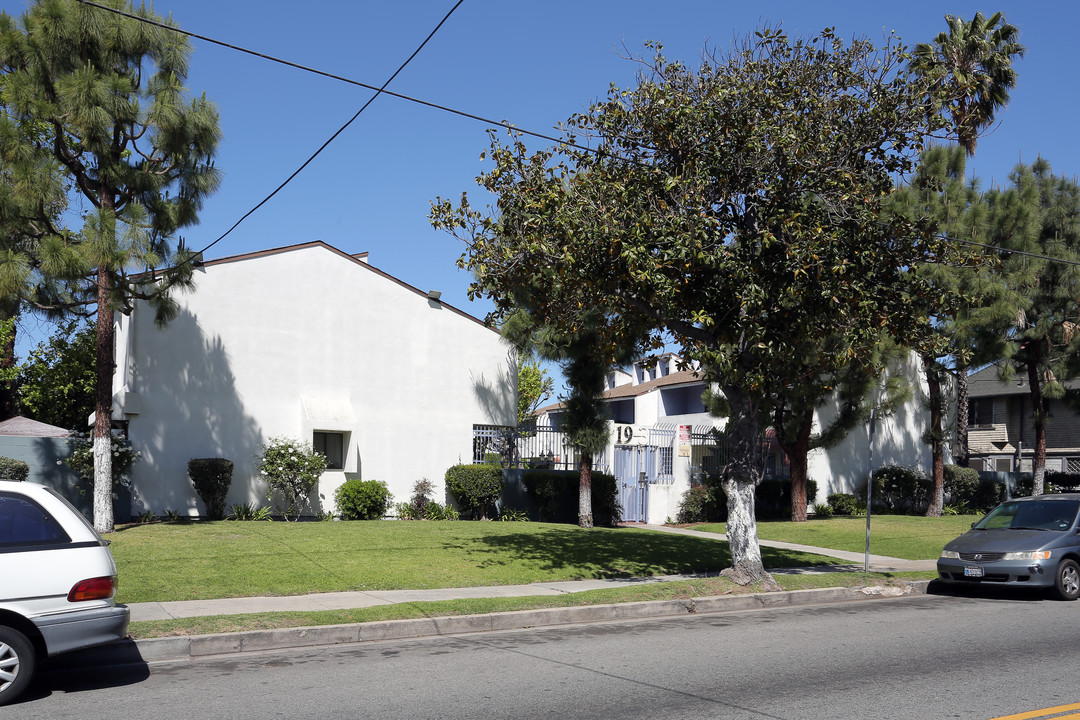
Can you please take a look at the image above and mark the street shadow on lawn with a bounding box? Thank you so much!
[458,525,839,578]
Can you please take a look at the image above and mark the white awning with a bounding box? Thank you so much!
[301,395,356,429]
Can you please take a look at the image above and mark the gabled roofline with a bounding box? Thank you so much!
[197,241,498,332]
[535,368,704,414]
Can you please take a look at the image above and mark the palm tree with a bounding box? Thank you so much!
[912,11,1025,156]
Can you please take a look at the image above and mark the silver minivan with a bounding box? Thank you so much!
[0,480,130,705]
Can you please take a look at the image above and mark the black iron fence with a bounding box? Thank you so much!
[472,423,610,472]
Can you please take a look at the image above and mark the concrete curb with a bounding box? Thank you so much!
[61,580,932,666]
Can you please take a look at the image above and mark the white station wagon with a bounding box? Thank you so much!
[0,480,130,706]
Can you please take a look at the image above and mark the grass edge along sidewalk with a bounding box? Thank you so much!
[126,571,935,639]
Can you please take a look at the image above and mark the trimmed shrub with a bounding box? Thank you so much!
[187,458,233,520]
[678,475,817,523]
[827,493,865,516]
[335,479,392,520]
[756,478,820,519]
[1046,471,1080,492]
[943,464,980,506]
[870,465,933,514]
[0,456,29,482]
[521,470,621,526]
[812,502,834,517]
[675,485,714,524]
[445,464,504,519]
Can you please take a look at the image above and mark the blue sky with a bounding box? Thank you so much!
[4,0,1078,361]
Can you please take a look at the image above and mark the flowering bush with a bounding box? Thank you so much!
[64,432,141,496]
[257,436,327,521]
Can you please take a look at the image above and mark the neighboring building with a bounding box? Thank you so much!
[530,352,942,523]
[0,417,90,515]
[112,241,515,517]
[967,365,1080,474]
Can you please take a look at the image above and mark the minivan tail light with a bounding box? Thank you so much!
[68,576,117,602]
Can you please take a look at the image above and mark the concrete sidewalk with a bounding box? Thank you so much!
[127,523,937,622]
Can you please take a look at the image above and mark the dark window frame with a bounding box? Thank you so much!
[313,431,345,470]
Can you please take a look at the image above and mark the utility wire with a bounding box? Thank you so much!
[75,0,579,162]
[76,0,465,256]
[948,236,1080,268]
[65,2,1080,274]
[198,0,463,254]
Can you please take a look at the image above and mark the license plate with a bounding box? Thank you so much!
[964,566,985,578]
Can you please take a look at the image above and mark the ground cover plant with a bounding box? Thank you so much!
[107,521,842,603]
[692,515,980,560]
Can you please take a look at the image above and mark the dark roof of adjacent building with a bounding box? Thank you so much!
[968,363,1080,398]
[535,368,704,414]
[0,416,71,438]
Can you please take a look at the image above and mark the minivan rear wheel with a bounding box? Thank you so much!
[1053,559,1080,601]
[0,625,35,706]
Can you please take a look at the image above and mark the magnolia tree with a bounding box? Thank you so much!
[433,29,974,586]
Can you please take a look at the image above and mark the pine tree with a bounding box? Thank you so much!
[988,161,1080,495]
[888,145,999,514]
[0,0,221,531]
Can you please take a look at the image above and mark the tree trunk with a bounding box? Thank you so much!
[720,385,779,590]
[578,452,593,528]
[93,266,115,533]
[955,364,969,467]
[782,410,813,522]
[1028,359,1046,496]
[924,354,944,517]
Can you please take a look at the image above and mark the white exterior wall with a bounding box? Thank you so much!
[806,352,950,501]
[114,244,514,516]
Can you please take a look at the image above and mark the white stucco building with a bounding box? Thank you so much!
[534,352,946,523]
[112,241,515,517]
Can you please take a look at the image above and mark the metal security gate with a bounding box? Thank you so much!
[615,426,677,523]
[615,446,648,522]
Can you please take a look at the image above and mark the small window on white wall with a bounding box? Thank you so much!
[313,431,345,470]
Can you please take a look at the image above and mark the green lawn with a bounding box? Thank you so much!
[692,514,979,560]
[109,520,841,604]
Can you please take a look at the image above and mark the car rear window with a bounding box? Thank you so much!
[0,493,71,548]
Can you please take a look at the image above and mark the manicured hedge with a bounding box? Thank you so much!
[521,470,620,526]
[188,458,233,520]
[445,464,503,519]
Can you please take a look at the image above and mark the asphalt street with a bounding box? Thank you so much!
[14,587,1080,719]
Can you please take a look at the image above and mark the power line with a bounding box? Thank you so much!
[76,0,465,257]
[62,2,1080,275]
[948,236,1080,268]
[197,0,464,255]
[74,0,576,158]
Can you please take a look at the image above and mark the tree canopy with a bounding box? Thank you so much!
[0,0,221,531]
[434,28,972,583]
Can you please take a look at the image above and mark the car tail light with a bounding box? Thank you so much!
[68,576,117,602]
